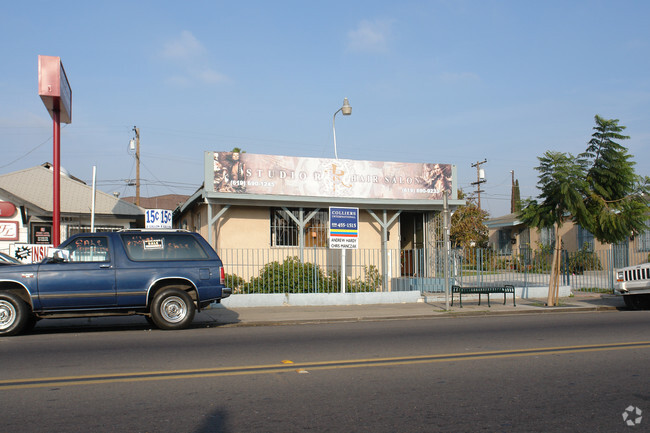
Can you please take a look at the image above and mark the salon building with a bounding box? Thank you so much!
[176,152,464,292]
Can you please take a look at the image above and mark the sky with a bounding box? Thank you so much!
[1,0,648,217]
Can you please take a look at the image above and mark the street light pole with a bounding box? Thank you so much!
[332,98,352,293]
[332,98,351,159]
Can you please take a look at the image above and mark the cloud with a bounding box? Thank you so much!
[347,19,393,53]
[161,30,206,60]
[160,30,228,86]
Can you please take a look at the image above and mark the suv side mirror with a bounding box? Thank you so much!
[47,248,70,263]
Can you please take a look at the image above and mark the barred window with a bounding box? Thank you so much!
[577,225,595,251]
[497,229,512,255]
[639,222,650,252]
[540,226,555,248]
[270,208,329,247]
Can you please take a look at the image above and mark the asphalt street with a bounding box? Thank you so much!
[0,303,647,433]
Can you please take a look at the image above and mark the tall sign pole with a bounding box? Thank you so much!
[52,107,60,245]
[38,55,72,247]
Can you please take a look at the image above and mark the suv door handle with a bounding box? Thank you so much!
[99,264,112,269]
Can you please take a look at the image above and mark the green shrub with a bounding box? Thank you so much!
[566,245,602,274]
[224,273,246,294]
[249,256,333,293]
[348,265,382,292]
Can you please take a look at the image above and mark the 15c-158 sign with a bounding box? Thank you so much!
[329,207,358,249]
[145,209,173,229]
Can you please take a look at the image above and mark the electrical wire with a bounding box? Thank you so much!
[0,125,68,169]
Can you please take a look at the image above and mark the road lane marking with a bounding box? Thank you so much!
[2,341,649,390]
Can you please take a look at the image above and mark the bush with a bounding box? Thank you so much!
[249,256,334,293]
[566,245,602,274]
[348,265,382,292]
[244,258,383,294]
[224,273,246,294]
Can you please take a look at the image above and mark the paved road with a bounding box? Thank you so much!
[1,310,648,432]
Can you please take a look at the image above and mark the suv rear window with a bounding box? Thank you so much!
[121,233,209,261]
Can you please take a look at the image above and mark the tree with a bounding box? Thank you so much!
[513,179,522,213]
[520,115,649,306]
[579,115,649,243]
[520,151,589,305]
[450,190,489,249]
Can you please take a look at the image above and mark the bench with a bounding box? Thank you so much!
[451,285,516,307]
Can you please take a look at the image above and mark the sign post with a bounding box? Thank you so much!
[38,55,72,247]
[329,207,359,293]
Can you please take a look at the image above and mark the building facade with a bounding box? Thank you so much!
[175,152,463,292]
[0,163,144,262]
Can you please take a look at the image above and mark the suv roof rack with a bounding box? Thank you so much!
[118,228,190,233]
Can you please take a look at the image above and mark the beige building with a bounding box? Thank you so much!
[486,212,650,268]
[175,152,464,290]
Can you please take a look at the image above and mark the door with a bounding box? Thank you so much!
[400,212,424,276]
[37,235,116,309]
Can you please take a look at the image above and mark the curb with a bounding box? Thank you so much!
[215,304,624,328]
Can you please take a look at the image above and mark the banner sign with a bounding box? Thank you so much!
[10,243,52,264]
[211,152,452,200]
[145,209,173,229]
[0,221,18,241]
[329,207,358,249]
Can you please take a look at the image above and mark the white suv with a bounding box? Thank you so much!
[615,262,650,309]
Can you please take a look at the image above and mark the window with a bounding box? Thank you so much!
[577,225,595,251]
[497,229,512,255]
[639,222,650,252]
[540,226,555,248]
[519,228,531,249]
[270,208,329,247]
[62,236,111,262]
[121,233,209,261]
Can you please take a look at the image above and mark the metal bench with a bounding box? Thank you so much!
[451,285,516,307]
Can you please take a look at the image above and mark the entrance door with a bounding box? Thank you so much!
[400,212,424,276]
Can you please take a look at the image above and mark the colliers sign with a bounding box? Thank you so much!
[209,152,452,200]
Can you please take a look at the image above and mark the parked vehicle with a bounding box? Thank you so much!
[615,262,650,309]
[0,252,21,266]
[0,230,231,336]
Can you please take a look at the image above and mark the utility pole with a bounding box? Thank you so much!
[471,159,487,210]
[133,126,140,206]
[510,170,515,213]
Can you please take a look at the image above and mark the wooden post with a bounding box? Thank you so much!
[547,226,562,306]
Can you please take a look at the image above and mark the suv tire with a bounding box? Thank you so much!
[623,294,650,310]
[150,287,196,330]
[0,292,30,336]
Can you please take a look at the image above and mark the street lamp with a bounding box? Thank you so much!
[332,97,351,159]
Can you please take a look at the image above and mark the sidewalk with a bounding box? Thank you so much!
[202,291,626,327]
[31,292,627,332]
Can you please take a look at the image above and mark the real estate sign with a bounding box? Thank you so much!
[329,207,358,249]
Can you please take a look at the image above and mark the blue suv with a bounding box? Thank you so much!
[0,230,231,336]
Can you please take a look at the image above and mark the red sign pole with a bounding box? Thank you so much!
[52,102,61,247]
[38,55,71,247]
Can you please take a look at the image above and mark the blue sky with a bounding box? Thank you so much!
[1,0,648,217]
